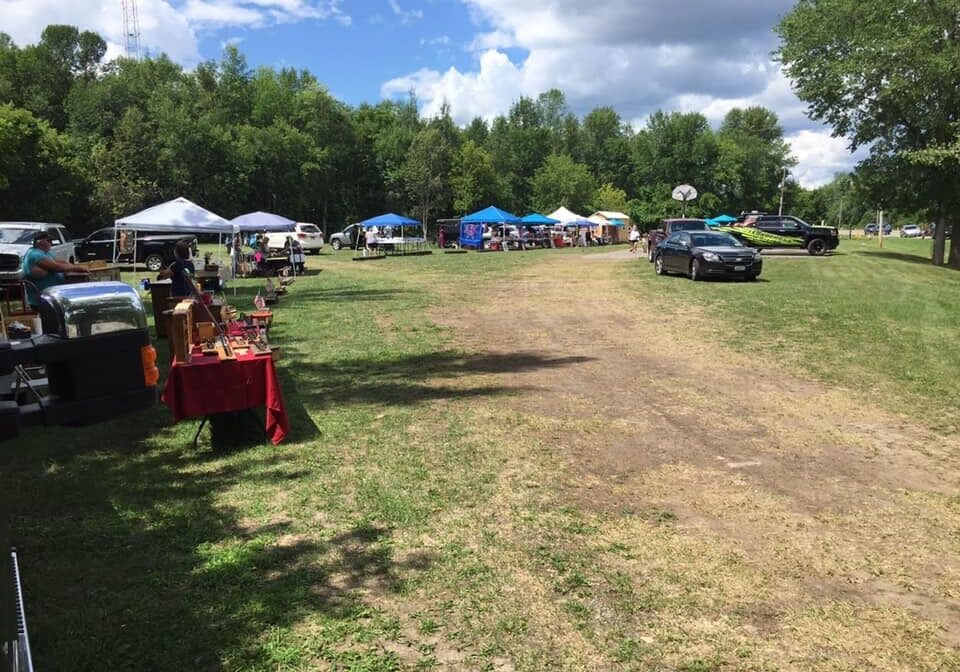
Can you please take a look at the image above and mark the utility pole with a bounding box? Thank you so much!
[778,167,787,216]
[121,0,142,60]
[879,209,884,249]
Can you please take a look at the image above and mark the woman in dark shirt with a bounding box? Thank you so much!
[158,241,196,297]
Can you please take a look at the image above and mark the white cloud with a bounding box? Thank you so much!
[381,0,860,187]
[0,0,351,65]
[786,130,867,188]
[387,0,423,24]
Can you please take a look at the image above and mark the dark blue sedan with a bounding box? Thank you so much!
[653,230,762,281]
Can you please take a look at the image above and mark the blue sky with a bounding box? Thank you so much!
[1,0,865,187]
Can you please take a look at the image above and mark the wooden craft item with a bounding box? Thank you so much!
[215,341,236,361]
[196,321,216,342]
[171,299,195,363]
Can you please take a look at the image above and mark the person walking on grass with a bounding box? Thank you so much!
[628,224,640,253]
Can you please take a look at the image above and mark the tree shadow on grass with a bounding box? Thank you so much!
[850,249,939,267]
[0,428,429,671]
[283,347,594,409]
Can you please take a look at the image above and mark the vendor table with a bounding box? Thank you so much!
[161,352,289,445]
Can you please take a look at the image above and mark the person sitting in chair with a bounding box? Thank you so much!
[21,231,89,308]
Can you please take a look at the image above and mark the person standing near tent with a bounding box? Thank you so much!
[21,231,89,308]
[158,241,195,298]
[438,226,446,249]
[628,224,640,253]
[578,226,587,248]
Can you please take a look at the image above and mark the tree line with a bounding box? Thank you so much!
[0,24,911,243]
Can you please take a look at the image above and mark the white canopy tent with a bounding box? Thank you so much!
[547,206,587,225]
[113,197,236,289]
[115,197,234,234]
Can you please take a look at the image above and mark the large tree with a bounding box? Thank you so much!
[778,0,960,266]
[530,153,596,215]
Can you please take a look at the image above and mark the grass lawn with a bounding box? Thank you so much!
[1,240,959,670]
[632,236,960,433]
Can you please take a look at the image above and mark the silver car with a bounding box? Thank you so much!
[0,222,77,281]
[900,224,922,238]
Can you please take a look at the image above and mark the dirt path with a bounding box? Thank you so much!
[431,250,960,664]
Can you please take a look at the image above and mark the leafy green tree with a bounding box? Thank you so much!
[632,111,719,206]
[0,103,80,220]
[14,25,106,129]
[451,140,503,214]
[777,0,960,266]
[530,154,595,214]
[580,107,631,190]
[593,183,628,212]
[463,117,489,146]
[715,107,794,213]
[401,126,452,235]
[88,106,159,220]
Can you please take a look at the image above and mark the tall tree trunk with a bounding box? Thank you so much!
[949,212,960,268]
[933,212,947,266]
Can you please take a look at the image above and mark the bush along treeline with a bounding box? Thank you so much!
[0,24,877,236]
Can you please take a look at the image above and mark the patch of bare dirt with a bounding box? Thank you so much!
[428,252,960,652]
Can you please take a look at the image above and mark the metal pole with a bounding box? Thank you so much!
[879,209,884,249]
[778,167,787,216]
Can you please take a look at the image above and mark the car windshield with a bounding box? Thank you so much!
[690,233,742,247]
[299,224,320,233]
[0,228,36,244]
[674,221,707,231]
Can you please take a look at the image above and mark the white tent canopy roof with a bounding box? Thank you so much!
[547,206,586,224]
[115,197,234,233]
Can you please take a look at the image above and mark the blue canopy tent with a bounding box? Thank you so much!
[230,211,296,232]
[704,218,719,227]
[712,214,737,223]
[357,212,424,257]
[520,213,560,225]
[460,205,521,249]
[358,212,419,228]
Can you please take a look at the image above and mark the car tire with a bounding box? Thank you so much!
[331,239,342,251]
[69,256,75,264]
[806,238,827,256]
[690,259,703,281]
[654,254,666,275]
[747,273,759,282]
[144,253,164,272]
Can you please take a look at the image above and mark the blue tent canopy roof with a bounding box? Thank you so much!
[712,213,737,223]
[359,212,419,228]
[230,211,296,232]
[521,212,560,225]
[461,205,521,224]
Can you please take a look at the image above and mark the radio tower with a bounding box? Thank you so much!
[121,0,142,60]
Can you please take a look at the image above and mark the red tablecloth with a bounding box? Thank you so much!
[161,352,289,444]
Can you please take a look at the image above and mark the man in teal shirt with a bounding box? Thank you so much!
[21,231,88,307]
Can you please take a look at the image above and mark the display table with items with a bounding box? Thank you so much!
[64,262,123,284]
[160,298,288,445]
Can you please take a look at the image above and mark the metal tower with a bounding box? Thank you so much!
[121,0,142,60]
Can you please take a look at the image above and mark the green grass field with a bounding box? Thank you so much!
[2,238,959,670]
[631,236,960,432]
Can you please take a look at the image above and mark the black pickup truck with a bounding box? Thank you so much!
[646,218,711,261]
[719,214,839,255]
[75,228,199,271]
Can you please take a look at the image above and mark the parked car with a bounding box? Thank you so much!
[646,218,711,261]
[654,230,762,281]
[900,224,922,238]
[74,228,198,272]
[265,223,324,253]
[329,224,361,251]
[864,223,892,236]
[0,222,76,281]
